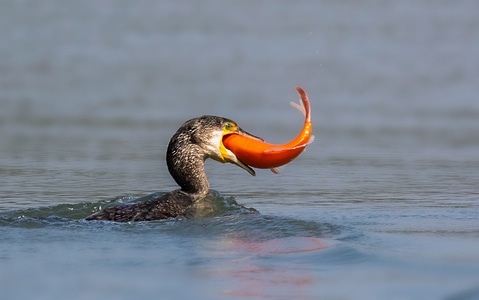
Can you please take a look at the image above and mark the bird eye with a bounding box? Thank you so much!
[225,123,233,130]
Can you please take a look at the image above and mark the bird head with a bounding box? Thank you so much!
[192,115,261,176]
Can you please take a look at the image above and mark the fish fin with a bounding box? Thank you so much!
[263,135,314,153]
[290,100,306,117]
[270,167,283,174]
[264,144,307,153]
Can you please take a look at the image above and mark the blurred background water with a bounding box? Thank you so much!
[1,1,479,299]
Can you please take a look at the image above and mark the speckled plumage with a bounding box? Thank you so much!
[86,115,250,222]
[85,190,193,222]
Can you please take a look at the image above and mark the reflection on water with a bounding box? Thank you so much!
[1,0,479,299]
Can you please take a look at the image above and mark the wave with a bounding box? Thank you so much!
[0,190,355,244]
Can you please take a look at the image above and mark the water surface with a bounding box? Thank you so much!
[1,1,479,299]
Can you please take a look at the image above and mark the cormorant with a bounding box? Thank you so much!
[85,115,257,222]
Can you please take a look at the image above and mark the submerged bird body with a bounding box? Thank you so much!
[86,190,194,222]
[86,116,255,222]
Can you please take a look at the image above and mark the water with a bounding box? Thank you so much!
[1,1,479,299]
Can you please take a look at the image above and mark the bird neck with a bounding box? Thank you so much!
[166,136,210,197]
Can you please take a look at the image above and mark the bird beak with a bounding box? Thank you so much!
[227,153,256,176]
[235,128,264,142]
[220,126,262,176]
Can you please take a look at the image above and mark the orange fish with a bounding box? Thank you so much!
[223,86,314,173]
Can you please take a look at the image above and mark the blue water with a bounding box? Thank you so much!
[1,1,479,299]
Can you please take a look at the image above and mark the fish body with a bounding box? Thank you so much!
[223,86,313,171]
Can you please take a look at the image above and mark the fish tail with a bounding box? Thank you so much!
[295,86,311,122]
[290,100,306,117]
